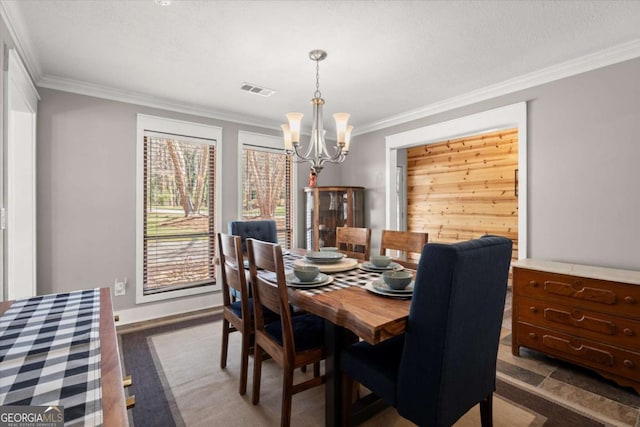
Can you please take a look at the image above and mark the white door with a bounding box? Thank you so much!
[5,49,39,300]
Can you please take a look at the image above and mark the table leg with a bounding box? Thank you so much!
[324,319,344,427]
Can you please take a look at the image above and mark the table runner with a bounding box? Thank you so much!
[0,289,103,426]
[283,253,412,296]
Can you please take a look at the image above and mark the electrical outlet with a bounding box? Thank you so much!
[114,277,127,296]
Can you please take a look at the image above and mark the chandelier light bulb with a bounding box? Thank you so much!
[285,112,304,144]
[344,125,354,153]
[333,113,350,145]
[281,124,293,151]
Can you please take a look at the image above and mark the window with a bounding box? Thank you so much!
[137,115,221,303]
[239,132,295,249]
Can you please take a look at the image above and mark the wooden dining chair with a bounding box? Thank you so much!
[335,226,371,261]
[217,233,255,395]
[340,236,513,427]
[379,229,428,269]
[246,238,326,427]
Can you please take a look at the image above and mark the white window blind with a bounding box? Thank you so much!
[241,144,293,249]
[143,133,216,294]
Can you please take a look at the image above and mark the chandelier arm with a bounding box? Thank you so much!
[297,139,346,163]
[301,138,316,159]
[323,144,345,162]
[292,144,313,162]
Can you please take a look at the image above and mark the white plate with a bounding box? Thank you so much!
[365,280,413,298]
[285,272,330,285]
[305,251,345,263]
[294,257,359,273]
[371,278,414,294]
[359,262,404,272]
[259,272,334,288]
[286,275,334,289]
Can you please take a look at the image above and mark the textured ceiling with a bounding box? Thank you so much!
[3,0,640,133]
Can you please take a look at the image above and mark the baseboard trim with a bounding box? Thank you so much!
[114,291,223,327]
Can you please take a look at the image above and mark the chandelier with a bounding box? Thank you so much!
[281,50,353,175]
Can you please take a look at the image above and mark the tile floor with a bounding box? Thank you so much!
[500,289,640,426]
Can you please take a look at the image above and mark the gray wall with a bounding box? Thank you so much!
[36,57,640,317]
[36,88,329,311]
[344,57,640,270]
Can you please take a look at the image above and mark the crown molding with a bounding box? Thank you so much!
[38,74,281,131]
[355,39,640,136]
[0,1,42,82]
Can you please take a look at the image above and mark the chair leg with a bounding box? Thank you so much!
[239,330,250,395]
[313,361,320,378]
[480,393,493,427]
[341,374,355,427]
[252,345,263,405]
[281,366,294,427]
[220,319,230,369]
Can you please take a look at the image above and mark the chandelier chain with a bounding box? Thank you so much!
[314,60,322,98]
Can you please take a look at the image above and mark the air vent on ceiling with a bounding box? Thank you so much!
[240,82,275,97]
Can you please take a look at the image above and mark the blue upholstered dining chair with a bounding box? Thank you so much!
[341,235,513,427]
[228,219,278,252]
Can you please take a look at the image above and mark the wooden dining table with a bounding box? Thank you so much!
[284,249,412,427]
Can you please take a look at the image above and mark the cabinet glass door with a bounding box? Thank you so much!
[318,189,347,248]
[351,190,364,227]
[305,191,315,250]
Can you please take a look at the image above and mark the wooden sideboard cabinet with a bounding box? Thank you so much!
[304,186,365,251]
[512,259,640,393]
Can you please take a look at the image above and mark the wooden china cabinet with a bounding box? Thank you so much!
[304,186,365,251]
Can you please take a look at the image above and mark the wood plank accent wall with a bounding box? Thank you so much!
[407,128,518,262]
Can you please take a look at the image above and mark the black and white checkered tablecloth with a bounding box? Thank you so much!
[0,289,103,426]
[283,253,407,296]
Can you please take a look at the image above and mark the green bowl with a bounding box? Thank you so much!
[293,265,320,282]
[370,255,392,268]
[382,271,412,290]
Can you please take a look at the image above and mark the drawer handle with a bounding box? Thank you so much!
[543,308,616,335]
[544,281,616,305]
[624,296,636,304]
[542,335,614,366]
[624,360,634,369]
[528,332,537,339]
[624,328,634,336]
[529,306,538,313]
[529,280,539,288]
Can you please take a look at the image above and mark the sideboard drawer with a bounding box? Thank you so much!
[514,269,640,320]
[516,322,640,382]
[515,296,640,350]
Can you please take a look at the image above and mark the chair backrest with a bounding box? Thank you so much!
[379,230,428,268]
[396,235,512,426]
[246,238,297,360]
[217,233,249,312]
[335,227,371,261]
[228,220,278,252]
